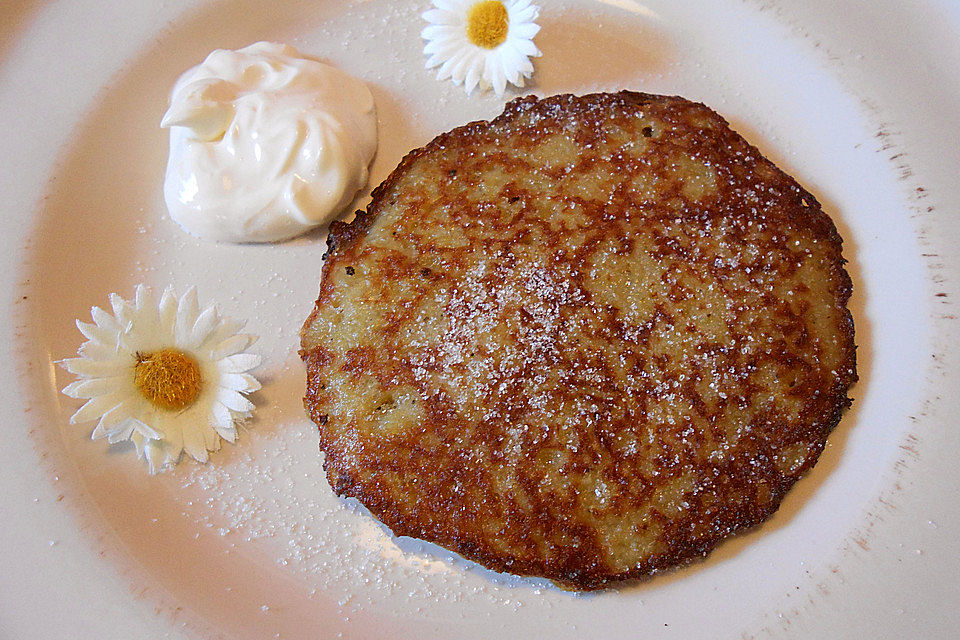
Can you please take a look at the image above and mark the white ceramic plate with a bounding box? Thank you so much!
[2,0,959,637]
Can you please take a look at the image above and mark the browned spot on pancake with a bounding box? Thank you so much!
[300,92,856,590]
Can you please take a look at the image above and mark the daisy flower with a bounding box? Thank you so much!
[58,285,261,474]
[422,0,541,97]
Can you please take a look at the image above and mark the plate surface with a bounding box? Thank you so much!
[2,0,959,638]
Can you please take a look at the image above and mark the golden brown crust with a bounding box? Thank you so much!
[300,91,856,589]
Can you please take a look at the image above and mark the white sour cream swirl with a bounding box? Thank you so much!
[161,42,378,243]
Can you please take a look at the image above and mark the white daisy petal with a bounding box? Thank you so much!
[498,47,522,84]
[108,293,126,320]
[484,54,507,96]
[430,0,458,13]
[220,373,261,392]
[216,388,255,413]
[144,440,165,475]
[220,353,261,373]
[188,305,220,349]
[75,320,97,341]
[422,9,452,24]
[92,405,132,439]
[431,4,467,20]
[159,287,179,333]
[514,38,541,58]
[164,439,184,467]
[135,283,157,316]
[202,422,221,452]
[92,417,127,442]
[181,423,208,462]
[424,39,459,59]
[422,24,457,41]
[423,25,459,42]
[425,53,448,70]
[163,447,182,470]
[202,317,245,350]
[63,377,122,399]
[422,0,541,96]
[211,401,235,430]
[452,52,481,86]
[495,72,508,97]
[501,44,533,79]
[134,284,151,310]
[511,22,540,40]
[216,424,238,444]
[70,394,123,424]
[127,289,154,339]
[175,287,200,345]
[58,357,126,377]
[511,5,538,23]
[131,418,163,440]
[209,334,253,360]
[59,284,261,473]
[106,421,136,444]
[215,423,238,444]
[515,53,536,76]
[465,63,482,95]
[76,319,115,347]
[90,306,121,334]
[131,431,146,457]
[165,425,184,460]
[91,421,111,441]
[437,47,468,81]
[78,340,119,361]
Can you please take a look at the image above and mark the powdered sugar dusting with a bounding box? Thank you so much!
[176,421,554,617]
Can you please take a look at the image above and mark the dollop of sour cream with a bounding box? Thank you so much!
[161,42,378,243]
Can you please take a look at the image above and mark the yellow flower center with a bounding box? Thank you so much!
[466,0,509,49]
[134,349,202,411]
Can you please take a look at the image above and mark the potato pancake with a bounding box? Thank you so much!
[300,92,856,589]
